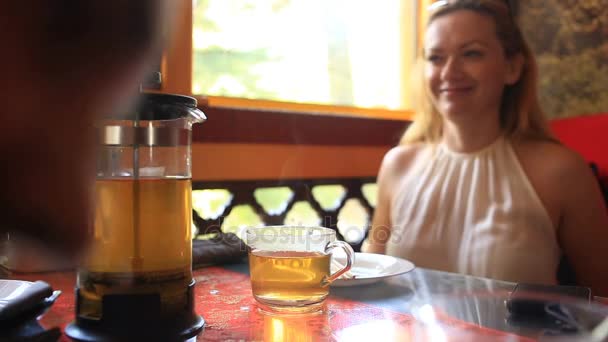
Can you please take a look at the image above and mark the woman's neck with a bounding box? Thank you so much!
[441,115,502,153]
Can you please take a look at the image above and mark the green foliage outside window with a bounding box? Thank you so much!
[193,0,411,109]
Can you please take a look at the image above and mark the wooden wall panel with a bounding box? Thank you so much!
[191,143,391,181]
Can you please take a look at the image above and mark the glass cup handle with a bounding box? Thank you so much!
[323,241,355,285]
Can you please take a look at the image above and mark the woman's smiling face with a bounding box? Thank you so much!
[423,10,521,122]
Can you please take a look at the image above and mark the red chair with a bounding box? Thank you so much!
[550,113,608,184]
[550,113,608,285]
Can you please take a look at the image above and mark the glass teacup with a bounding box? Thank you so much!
[246,226,354,314]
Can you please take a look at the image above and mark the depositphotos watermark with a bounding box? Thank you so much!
[195,219,401,253]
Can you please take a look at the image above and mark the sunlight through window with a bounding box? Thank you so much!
[193,0,417,110]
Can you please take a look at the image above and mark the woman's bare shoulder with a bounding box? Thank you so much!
[381,143,427,174]
[379,144,428,183]
[513,138,593,187]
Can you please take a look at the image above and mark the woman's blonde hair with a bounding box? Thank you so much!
[402,0,554,144]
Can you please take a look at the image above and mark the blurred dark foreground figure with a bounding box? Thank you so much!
[0,1,175,260]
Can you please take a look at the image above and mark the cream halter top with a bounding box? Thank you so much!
[386,137,560,284]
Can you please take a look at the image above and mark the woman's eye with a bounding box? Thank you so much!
[426,54,443,63]
[463,50,483,58]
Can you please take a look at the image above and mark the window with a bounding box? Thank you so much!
[192,0,418,112]
[162,1,421,118]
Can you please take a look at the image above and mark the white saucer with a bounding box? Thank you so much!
[330,252,415,287]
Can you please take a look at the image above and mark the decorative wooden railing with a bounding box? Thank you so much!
[192,177,376,251]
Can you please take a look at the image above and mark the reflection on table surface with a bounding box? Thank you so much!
[6,263,608,341]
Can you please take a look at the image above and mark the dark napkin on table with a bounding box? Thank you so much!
[0,280,61,342]
[192,233,248,269]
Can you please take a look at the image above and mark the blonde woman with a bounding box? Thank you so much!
[362,0,608,295]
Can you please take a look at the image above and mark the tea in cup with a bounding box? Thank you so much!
[246,226,354,313]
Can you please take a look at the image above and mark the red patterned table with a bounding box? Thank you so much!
[8,266,543,341]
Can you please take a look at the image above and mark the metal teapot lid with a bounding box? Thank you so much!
[99,93,205,147]
[104,93,206,122]
[135,93,206,122]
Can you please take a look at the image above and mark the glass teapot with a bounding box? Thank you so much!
[67,93,206,341]
[89,93,205,276]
